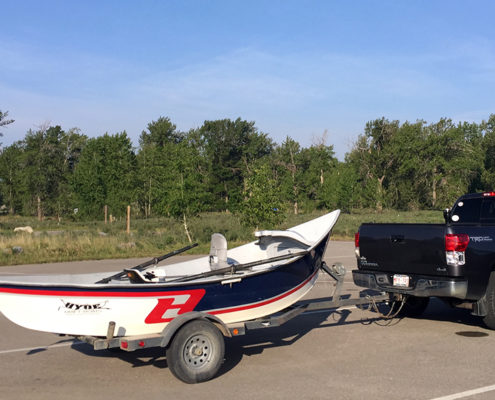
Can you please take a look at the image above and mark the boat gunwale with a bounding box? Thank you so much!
[0,253,314,292]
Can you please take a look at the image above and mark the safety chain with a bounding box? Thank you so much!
[366,294,407,319]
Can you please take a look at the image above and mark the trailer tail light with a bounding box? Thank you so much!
[445,233,469,266]
[354,232,360,258]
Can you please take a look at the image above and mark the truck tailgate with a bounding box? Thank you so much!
[359,223,448,276]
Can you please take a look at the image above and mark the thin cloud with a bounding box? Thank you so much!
[2,38,495,159]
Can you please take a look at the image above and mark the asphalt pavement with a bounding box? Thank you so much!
[0,241,494,400]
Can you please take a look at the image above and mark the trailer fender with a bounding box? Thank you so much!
[160,312,231,348]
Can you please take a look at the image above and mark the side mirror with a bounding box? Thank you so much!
[443,208,451,224]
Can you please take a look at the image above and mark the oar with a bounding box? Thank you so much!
[169,250,309,283]
[96,243,198,284]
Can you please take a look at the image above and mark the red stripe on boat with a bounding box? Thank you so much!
[0,287,205,297]
[0,269,318,316]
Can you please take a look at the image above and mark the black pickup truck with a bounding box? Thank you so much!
[352,192,495,329]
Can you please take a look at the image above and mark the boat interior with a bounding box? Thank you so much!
[0,210,340,288]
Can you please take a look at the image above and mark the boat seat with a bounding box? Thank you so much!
[124,269,150,283]
[254,230,311,247]
[209,233,229,271]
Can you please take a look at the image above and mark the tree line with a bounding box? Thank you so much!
[1,110,495,227]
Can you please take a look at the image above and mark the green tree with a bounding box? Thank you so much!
[22,125,70,219]
[238,163,285,229]
[319,161,360,212]
[0,143,24,214]
[199,118,273,212]
[273,137,303,214]
[73,132,137,218]
[0,125,86,217]
[0,110,14,147]
[482,114,495,191]
[140,116,182,147]
[0,110,14,205]
[137,117,183,217]
[419,119,482,208]
[166,137,209,242]
[348,117,484,210]
[385,120,427,209]
[56,128,88,218]
[300,142,337,210]
[350,118,400,211]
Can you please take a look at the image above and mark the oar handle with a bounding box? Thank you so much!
[133,243,198,270]
[96,243,198,284]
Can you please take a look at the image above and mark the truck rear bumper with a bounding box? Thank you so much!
[352,270,468,299]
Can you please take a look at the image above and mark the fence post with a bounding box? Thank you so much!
[104,205,108,224]
[126,205,131,234]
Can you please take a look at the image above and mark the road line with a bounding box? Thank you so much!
[430,384,495,400]
[0,272,28,275]
[0,341,82,355]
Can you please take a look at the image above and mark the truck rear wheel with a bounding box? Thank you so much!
[166,319,225,384]
[398,296,430,318]
[483,272,495,330]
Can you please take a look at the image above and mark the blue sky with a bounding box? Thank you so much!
[1,0,495,159]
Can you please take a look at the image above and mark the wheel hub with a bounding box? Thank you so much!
[183,334,212,369]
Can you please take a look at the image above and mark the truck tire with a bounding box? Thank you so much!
[483,272,495,330]
[166,319,225,384]
[398,296,430,318]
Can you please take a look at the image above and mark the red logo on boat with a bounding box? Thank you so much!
[144,289,205,324]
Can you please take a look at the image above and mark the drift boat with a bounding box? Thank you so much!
[0,211,340,337]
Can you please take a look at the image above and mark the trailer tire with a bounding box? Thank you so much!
[483,272,495,330]
[398,296,430,318]
[166,319,225,384]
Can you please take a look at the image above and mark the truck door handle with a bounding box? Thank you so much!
[390,235,405,243]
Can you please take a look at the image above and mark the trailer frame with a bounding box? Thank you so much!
[76,261,388,382]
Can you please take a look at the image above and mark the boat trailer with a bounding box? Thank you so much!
[76,262,389,384]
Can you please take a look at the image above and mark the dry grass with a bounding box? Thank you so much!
[0,208,444,266]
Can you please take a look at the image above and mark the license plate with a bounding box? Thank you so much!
[393,274,410,287]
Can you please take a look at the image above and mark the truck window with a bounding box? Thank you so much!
[451,198,481,223]
[481,199,495,222]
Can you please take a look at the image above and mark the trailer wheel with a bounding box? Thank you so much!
[398,296,430,318]
[166,319,225,384]
[483,272,495,330]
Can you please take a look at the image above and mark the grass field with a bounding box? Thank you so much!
[0,209,444,266]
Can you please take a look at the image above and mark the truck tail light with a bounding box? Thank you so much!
[445,234,469,252]
[354,232,360,258]
[445,233,469,266]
